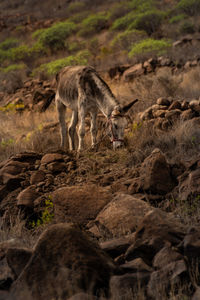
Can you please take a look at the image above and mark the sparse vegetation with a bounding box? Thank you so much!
[128,38,172,57]
[32,50,91,76]
[176,0,200,16]
[32,20,76,51]
[78,12,109,37]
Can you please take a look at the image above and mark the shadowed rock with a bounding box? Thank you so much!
[11,223,115,300]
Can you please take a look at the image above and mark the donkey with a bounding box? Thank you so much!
[43,66,138,151]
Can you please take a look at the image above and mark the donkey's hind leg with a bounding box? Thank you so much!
[90,111,97,148]
[68,110,78,150]
[56,98,67,148]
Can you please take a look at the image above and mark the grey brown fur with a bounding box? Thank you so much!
[44,66,138,150]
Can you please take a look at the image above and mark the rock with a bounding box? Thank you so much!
[125,209,186,264]
[138,148,174,195]
[46,161,67,173]
[165,109,181,122]
[30,170,46,184]
[153,246,183,269]
[180,109,195,121]
[6,248,32,278]
[189,100,200,113]
[178,167,200,201]
[40,153,64,165]
[120,258,153,273]
[147,260,188,299]
[11,223,115,300]
[182,227,200,262]
[152,109,166,118]
[181,100,189,110]
[0,160,28,176]
[123,63,145,81]
[139,107,153,121]
[17,185,39,207]
[168,100,182,110]
[192,287,200,300]
[100,234,135,259]
[52,185,111,225]
[156,97,171,106]
[67,293,98,300]
[110,272,150,299]
[89,193,152,237]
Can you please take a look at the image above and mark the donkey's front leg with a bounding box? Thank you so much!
[90,111,97,148]
[68,110,78,150]
[78,108,86,151]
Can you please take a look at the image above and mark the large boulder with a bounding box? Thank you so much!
[89,193,152,237]
[52,185,111,225]
[11,223,115,300]
[125,209,186,265]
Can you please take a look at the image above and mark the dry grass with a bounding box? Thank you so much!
[178,66,200,99]
[0,109,62,162]
[127,118,200,166]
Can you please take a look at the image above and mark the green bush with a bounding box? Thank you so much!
[0,38,19,50]
[67,1,85,14]
[176,0,200,16]
[78,13,109,37]
[179,21,195,34]
[69,11,90,23]
[110,11,136,31]
[109,1,131,21]
[10,45,31,61]
[0,63,26,73]
[128,38,172,57]
[129,0,156,12]
[169,14,186,24]
[32,21,76,51]
[111,29,146,51]
[32,50,91,76]
[68,40,86,53]
[128,10,165,35]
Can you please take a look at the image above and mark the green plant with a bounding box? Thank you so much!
[111,29,146,51]
[128,10,165,35]
[0,102,25,112]
[78,13,109,37]
[169,14,186,24]
[0,138,15,148]
[128,38,172,57]
[0,63,26,73]
[109,1,131,21]
[110,11,136,31]
[129,0,156,12]
[32,21,76,51]
[30,195,54,228]
[10,45,31,61]
[176,0,200,16]
[0,38,19,50]
[32,50,91,76]
[68,40,86,53]
[67,1,85,14]
[179,21,195,34]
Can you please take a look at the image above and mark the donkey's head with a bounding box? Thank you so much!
[109,99,138,150]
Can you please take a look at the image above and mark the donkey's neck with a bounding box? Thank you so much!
[91,72,119,118]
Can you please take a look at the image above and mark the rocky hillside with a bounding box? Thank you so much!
[1,0,200,299]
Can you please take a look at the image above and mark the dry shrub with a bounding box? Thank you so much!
[178,66,200,99]
[0,70,24,94]
[127,118,200,166]
[0,109,62,162]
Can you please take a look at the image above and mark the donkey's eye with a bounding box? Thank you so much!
[114,124,118,129]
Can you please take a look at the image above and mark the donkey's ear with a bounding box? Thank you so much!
[121,99,138,114]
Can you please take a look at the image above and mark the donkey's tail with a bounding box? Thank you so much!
[41,92,55,112]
